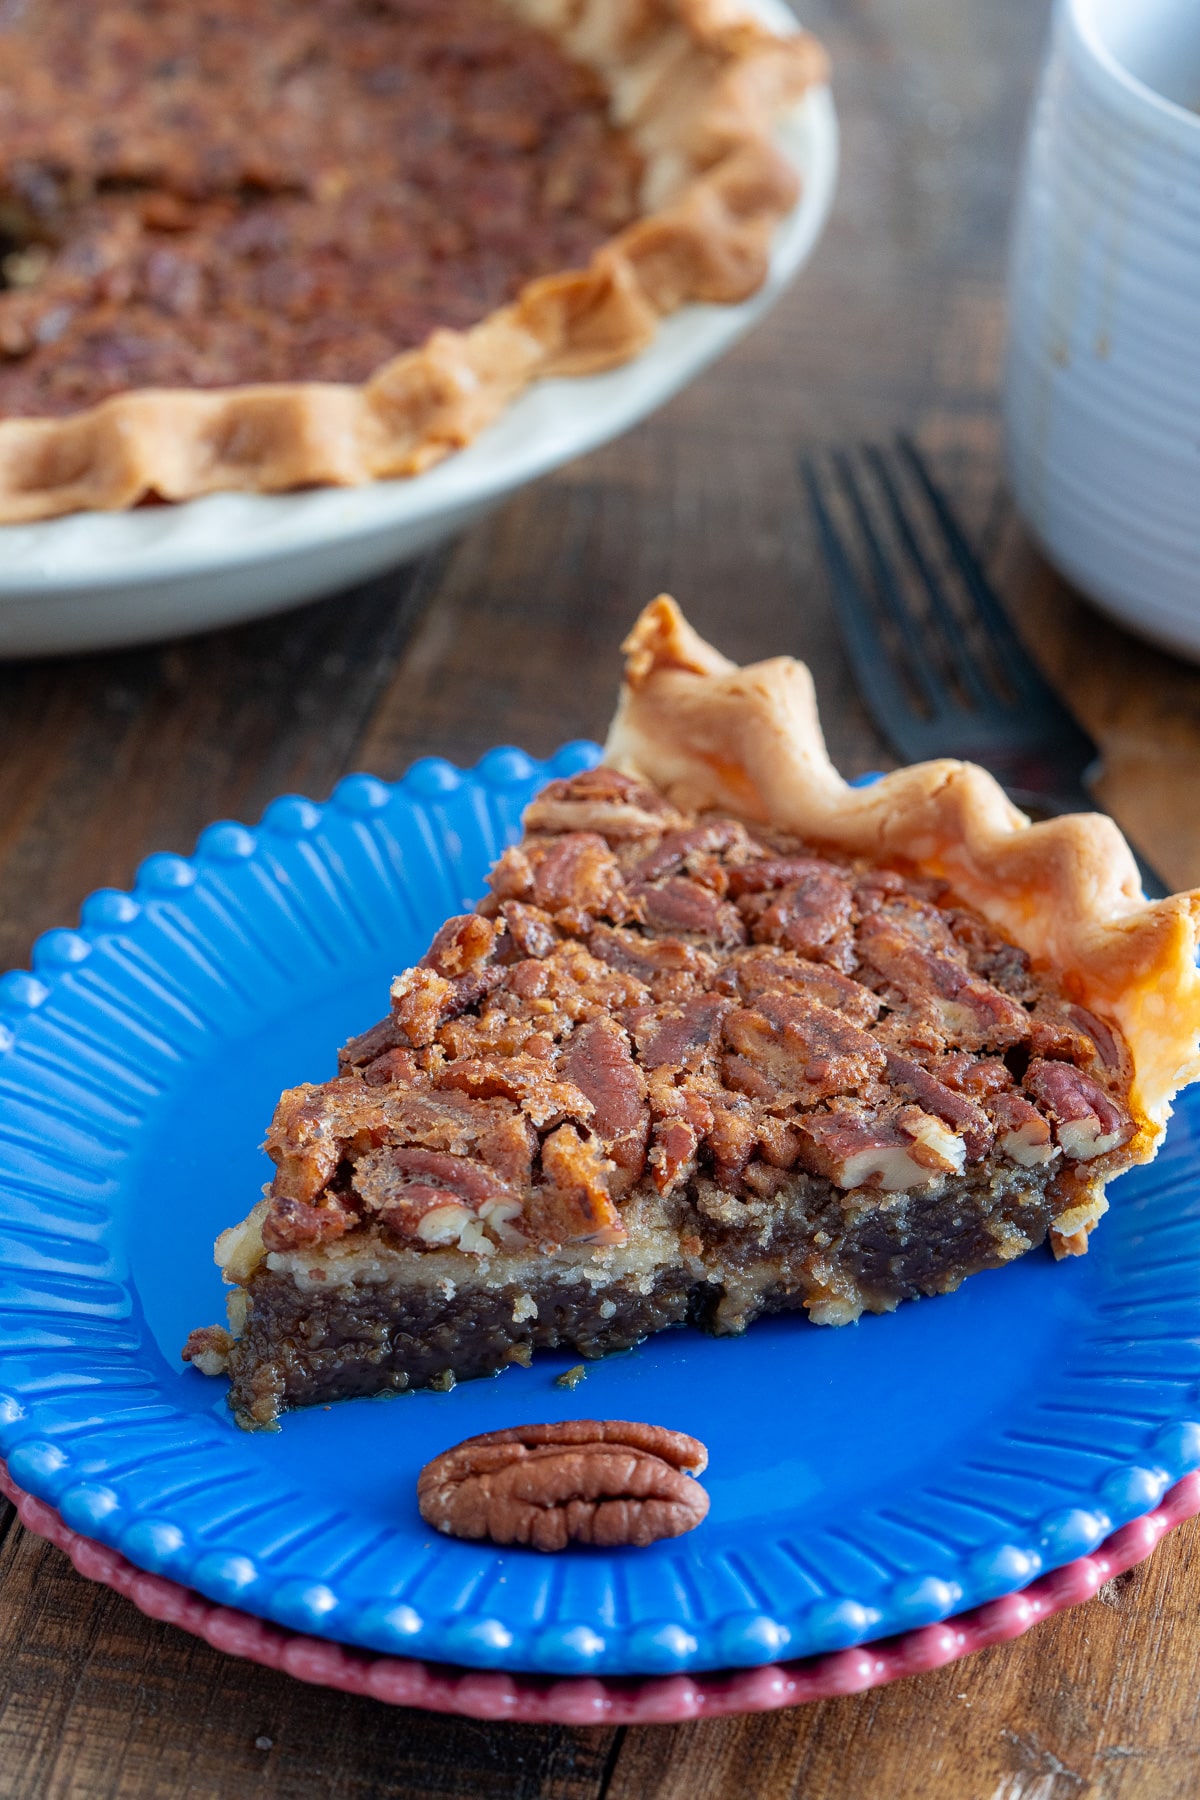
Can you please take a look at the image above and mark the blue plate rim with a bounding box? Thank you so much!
[1,741,1198,1678]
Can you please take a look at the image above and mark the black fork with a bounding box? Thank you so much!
[801,437,1168,899]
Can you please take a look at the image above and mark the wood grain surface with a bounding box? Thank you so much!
[3,0,1200,1795]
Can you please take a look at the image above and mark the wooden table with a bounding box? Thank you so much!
[3,0,1200,1793]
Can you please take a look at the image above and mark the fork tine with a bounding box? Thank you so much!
[864,445,996,713]
[895,435,1050,706]
[801,458,941,738]
[828,450,951,717]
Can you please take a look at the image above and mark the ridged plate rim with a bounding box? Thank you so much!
[0,743,1198,1677]
[4,1462,1196,1723]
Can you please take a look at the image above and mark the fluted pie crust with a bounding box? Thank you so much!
[0,0,825,523]
[607,599,1200,1151]
[183,600,1200,1428]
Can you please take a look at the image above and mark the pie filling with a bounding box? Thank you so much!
[184,766,1140,1428]
[0,0,642,415]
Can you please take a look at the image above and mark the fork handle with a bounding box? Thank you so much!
[1005,787,1170,900]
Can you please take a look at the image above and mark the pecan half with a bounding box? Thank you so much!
[523,768,686,841]
[629,876,746,946]
[356,1145,524,1252]
[531,1123,626,1247]
[587,923,716,997]
[338,1012,406,1074]
[1023,1059,1134,1160]
[727,948,880,1025]
[797,1103,966,1190]
[857,913,1030,1051]
[436,1054,593,1130]
[530,832,627,923]
[990,1089,1056,1166]
[630,993,731,1070]
[421,913,497,978]
[737,868,856,969]
[723,990,886,1101]
[261,1192,358,1252]
[417,1420,710,1551]
[390,965,504,1047]
[631,819,748,882]
[559,1017,649,1190]
[884,1051,992,1162]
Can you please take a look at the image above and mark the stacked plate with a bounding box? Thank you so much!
[1,745,1199,1719]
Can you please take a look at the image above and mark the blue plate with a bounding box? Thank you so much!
[1,744,1198,1677]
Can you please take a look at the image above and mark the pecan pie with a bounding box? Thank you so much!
[0,1,826,521]
[184,599,1200,1429]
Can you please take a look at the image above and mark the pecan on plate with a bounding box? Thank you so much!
[417,1419,710,1551]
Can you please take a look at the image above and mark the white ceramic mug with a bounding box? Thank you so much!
[1003,0,1200,660]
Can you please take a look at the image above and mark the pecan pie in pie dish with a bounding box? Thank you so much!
[184,599,1200,1428]
[0,0,825,522]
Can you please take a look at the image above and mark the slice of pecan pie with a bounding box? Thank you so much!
[184,599,1200,1428]
[0,0,825,521]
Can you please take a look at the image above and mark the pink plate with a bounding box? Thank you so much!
[3,1459,1197,1725]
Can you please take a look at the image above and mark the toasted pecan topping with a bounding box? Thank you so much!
[723,992,886,1101]
[858,912,1030,1051]
[1023,1060,1133,1161]
[535,1124,626,1246]
[737,867,856,970]
[417,1420,709,1551]
[261,1192,358,1252]
[559,1018,649,1191]
[252,768,1136,1259]
[797,1104,966,1191]
[422,913,497,979]
[883,1052,992,1162]
[632,820,750,882]
[629,876,746,945]
[524,769,686,841]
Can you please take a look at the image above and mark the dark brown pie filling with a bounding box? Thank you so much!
[0,0,642,416]
[185,767,1138,1427]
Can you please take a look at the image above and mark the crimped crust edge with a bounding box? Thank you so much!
[604,596,1200,1148]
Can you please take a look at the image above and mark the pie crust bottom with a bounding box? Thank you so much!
[221,1159,1061,1428]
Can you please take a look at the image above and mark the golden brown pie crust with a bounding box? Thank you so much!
[0,0,826,523]
[605,597,1200,1156]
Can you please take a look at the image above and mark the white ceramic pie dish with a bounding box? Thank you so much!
[0,2,836,658]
